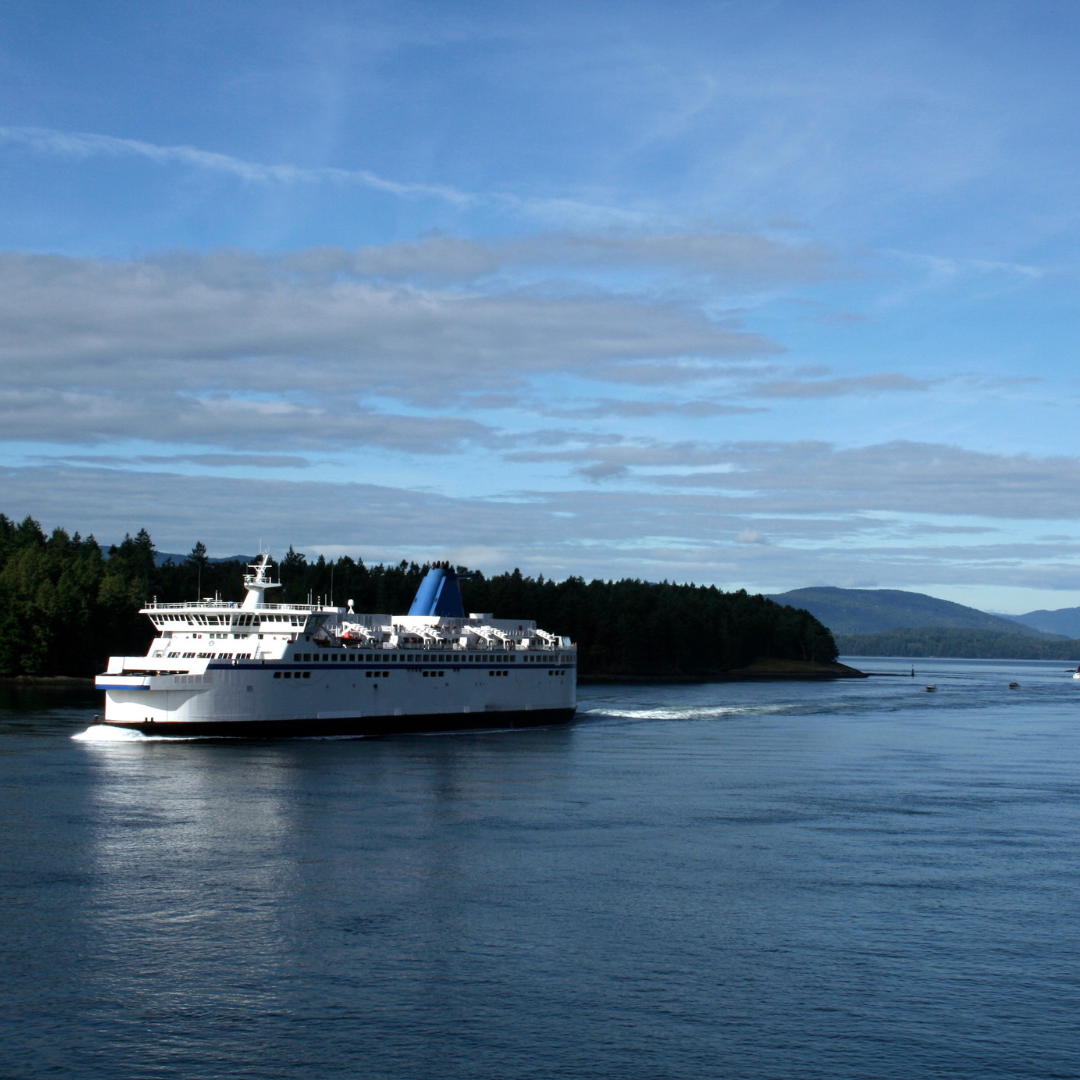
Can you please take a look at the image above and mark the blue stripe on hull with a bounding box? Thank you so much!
[104,706,576,739]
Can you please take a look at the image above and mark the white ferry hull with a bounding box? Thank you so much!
[100,657,576,737]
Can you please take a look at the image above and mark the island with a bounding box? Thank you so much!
[0,514,859,682]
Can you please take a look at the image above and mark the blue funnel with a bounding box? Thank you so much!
[408,566,465,617]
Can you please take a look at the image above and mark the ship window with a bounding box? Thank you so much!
[348,655,355,662]
[303,672,311,679]
[366,671,371,678]
[274,672,282,679]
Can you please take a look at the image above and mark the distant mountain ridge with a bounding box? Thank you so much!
[834,627,1080,661]
[766,586,1067,640]
[1003,607,1080,638]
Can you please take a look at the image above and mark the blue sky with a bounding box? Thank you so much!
[2,0,1080,612]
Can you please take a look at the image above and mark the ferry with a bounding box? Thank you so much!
[95,555,577,737]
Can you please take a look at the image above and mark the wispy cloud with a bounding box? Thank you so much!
[747,373,930,398]
[0,125,650,228]
[0,124,478,205]
[547,399,767,419]
[50,452,313,470]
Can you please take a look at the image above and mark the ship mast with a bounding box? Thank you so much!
[241,552,282,610]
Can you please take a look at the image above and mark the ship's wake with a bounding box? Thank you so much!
[72,724,150,742]
[579,703,806,723]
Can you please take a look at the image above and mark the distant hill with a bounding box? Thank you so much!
[836,627,1080,661]
[766,586,1064,639]
[1005,606,1080,638]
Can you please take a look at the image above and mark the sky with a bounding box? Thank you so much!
[1,0,1080,613]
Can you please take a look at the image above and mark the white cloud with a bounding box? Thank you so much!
[652,440,1080,520]
[503,436,1080,522]
[747,374,929,398]
[3,464,1080,594]
[0,246,788,448]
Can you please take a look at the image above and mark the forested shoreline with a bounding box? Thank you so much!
[0,514,838,679]
[837,627,1080,660]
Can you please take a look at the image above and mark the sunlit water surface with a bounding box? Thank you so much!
[2,658,1079,1078]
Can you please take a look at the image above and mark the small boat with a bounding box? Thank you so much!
[1009,682,1020,689]
[925,684,936,692]
[1072,665,1080,680]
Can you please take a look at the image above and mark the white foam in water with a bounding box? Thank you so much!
[581,704,795,722]
[72,724,149,742]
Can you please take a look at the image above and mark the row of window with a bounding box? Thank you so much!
[265,669,570,678]
[164,651,254,660]
[154,613,305,627]
[273,671,312,679]
[291,651,572,664]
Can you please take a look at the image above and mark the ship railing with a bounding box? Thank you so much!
[143,600,330,612]
[331,638,562,652]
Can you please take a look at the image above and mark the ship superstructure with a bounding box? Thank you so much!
[95,555,576,736]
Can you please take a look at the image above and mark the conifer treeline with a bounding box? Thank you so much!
[0,514,837,678]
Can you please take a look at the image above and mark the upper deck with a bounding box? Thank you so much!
[105,557,573,679]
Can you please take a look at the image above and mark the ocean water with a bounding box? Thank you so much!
[2,657,1079,1079]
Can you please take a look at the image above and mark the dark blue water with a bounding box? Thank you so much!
[3,658,1080,1079]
